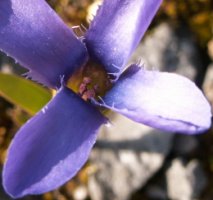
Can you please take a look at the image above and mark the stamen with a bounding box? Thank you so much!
[82,89,96,101]
[78,76,97,100]
[78,83,87,95]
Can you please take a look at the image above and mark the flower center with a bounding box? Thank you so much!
[67,60,112,101]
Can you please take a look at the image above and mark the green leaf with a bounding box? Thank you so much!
[0,73,52,115]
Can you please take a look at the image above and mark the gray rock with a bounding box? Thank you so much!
[89,112,173,200]
[172,135,198,156]
[166,159,192,200]
[166,159,207,200]
[131,23,202,80]
[186,160,207,198]
[146,185,167,200]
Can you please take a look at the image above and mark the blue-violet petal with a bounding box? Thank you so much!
[3,87,106,198]
[102,65,212,134]
[85,0,162,75]
[0,0,88,88]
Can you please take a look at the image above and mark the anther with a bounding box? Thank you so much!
[82,89,96,101]
[78,83,87,95]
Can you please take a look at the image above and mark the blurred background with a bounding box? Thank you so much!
[0,0,213,199]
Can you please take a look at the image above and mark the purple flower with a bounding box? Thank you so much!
[0,0,211,198]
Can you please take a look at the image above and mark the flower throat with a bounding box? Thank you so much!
[67,60,112,101]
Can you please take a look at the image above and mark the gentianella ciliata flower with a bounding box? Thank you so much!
[0,0,211,198]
